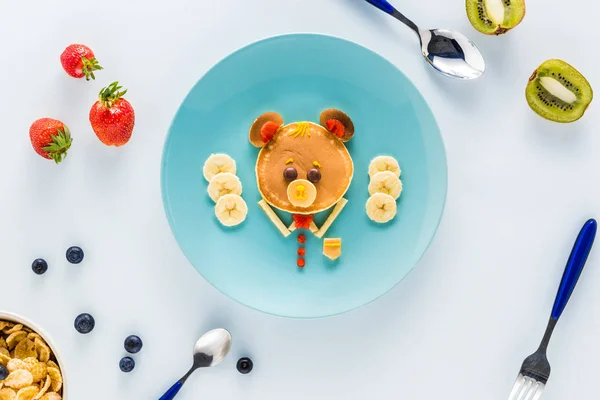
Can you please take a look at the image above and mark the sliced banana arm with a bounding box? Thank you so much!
[258,199,291,237]
[315,198,348,239]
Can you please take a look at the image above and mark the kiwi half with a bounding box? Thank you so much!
[526,59,593,123]
[466,0,526,35]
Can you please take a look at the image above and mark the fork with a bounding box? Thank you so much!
[508,218,597,400]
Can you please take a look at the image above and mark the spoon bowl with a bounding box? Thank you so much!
[420,29,485,79]
[365,0,485,79]
[158,328,232,400]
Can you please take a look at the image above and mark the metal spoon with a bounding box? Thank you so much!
[365,0,485,79]
[158,328,232,400]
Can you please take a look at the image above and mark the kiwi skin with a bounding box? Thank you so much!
[466,0,526,35]
[526,59,593,124]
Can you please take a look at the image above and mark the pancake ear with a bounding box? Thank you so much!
[249,112,284,147]
[320,109,355,142]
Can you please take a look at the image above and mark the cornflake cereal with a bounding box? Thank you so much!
[0,320,63,399]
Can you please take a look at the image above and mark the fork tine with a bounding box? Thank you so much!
[530,382,545,400]
[508,374,525,400]
[520,378,538,400]
[518,377,533,400]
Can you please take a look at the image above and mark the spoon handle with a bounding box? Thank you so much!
[364,0,419,34]
[158,381,183,400]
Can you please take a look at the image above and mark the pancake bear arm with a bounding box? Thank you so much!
[258,199,292,237]
[315,198,349,239]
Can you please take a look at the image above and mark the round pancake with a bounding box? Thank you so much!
[256,122,354,214]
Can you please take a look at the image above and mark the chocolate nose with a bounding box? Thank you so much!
[287,179,317,208]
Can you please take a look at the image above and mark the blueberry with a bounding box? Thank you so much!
[119,356,135,373]
[236,357,253,374]
[124,335,143,354]
[31,259,48,275]
[66,246,84,264]
[0,364,8,380]
[74,313,95,334]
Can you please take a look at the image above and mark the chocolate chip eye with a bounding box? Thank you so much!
[307,168,321,183]
[283,167,298,181]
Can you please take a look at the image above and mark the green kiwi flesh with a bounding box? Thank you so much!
[526,59,593,123]
[466,0,526,35]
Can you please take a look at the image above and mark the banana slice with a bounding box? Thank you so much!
[215,194,248,227]
[203,153,237,182]
[207,172,242,202]
[366,193,397,223]
[368,171,403,200]
[368,156,401,178]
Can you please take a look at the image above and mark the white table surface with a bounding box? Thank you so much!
[1,0,599,399]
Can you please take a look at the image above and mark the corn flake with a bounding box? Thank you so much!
[6,359,27,373]
[14,340,36,361]
[38,394,60,400]
[5,333,26,351]
[22,360,46,384]
[44,369,60,395]
[32,341,48,365]
[34,376,51,400]
[14,386,38,400]
[0,388,17,400]
[3,326,22,336]
[2,370,33,390]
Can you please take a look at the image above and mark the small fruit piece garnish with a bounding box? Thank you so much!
[260,121,280,143]
[297,258,305,268]
[466,0,526,35]
[298,248,306,256]
[323,238,342,260]
[526,59,593,123]
[89,81,135,146]
[74,313,95,334]
[119,357,135,373]
[31,259,48,275]
[326,119,345,138]
[293,214,314,229]
[124,335,143,354]
[236,357,253,374]
[66,246,84,264]
[297,234,306,244]
[29,118,72,164]
[60,44,103,80]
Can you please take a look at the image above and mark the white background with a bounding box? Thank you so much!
[1,0,599,399]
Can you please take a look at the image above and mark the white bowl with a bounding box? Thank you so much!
[0,311,67,399]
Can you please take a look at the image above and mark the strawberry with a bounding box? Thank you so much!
[326,119,345,138]
[29,118,72,164]
[89,81,135,146]
[60,44,103,81]
[260,121,280,143]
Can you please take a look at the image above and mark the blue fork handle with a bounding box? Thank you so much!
[158,381,183,400]
[365,0,395,14]
[551,219,597,320]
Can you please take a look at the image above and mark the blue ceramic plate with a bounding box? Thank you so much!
[162,34,447,318]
